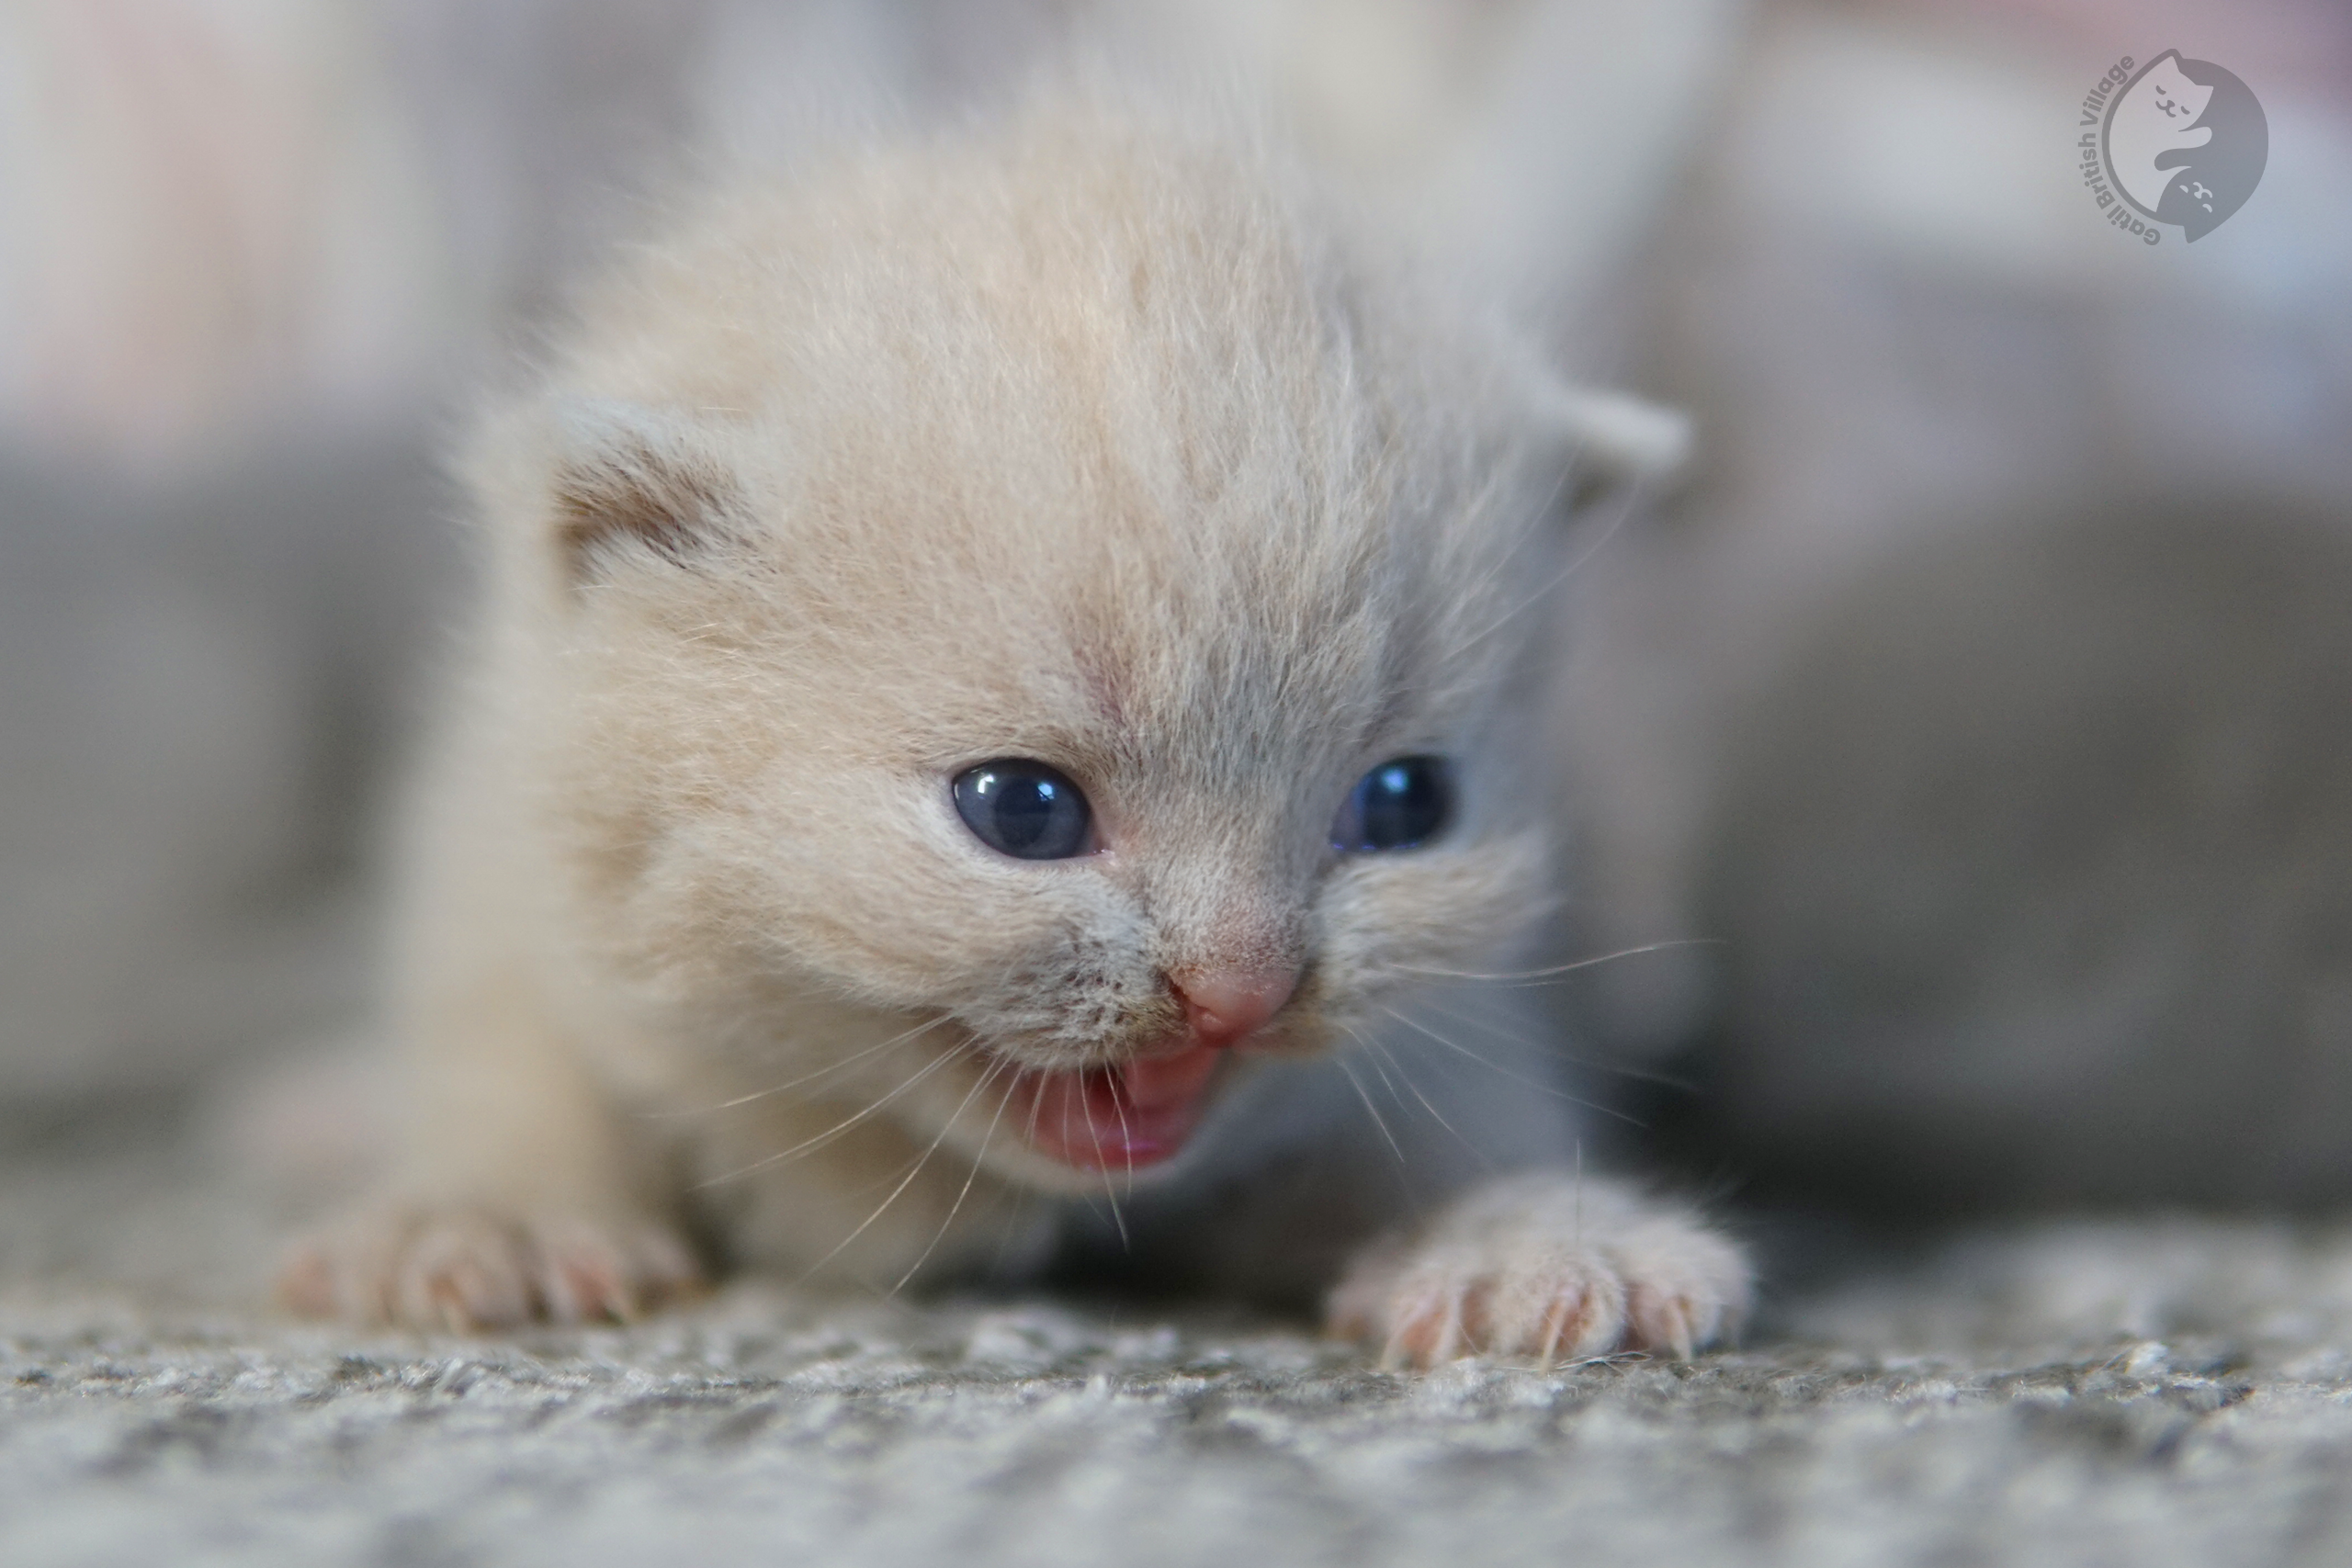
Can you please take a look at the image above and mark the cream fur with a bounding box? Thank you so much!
[278,84,1746,1363]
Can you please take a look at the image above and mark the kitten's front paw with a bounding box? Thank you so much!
[1327,1173,1749,1370]
[277,1204,703,1331]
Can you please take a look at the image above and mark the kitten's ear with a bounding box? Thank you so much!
[1530,378,1693,512]
[544,399,743,581]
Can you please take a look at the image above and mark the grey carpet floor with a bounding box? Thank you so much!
[7,1123,2352,1567]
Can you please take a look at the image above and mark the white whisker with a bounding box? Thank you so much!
[1084,1074,1130,1250]
[1020,1066,1047,1151]
[989,1184,1037,1275]
[1411,992,1696,1092]
[890,1055,1017,1293]
[1351,1026,1488,1172]
[1391,939,1718,986]
[1380,1003,1647,1128]
[1334,1054,1406,1166]
[797,1043,1009,1288]
[692,1040,976,1189]
[1353,1037,1411,1113]
[652,1013,954,1116]
[1110,1077,1137,1200]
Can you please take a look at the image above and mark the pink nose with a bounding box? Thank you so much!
[1169,967,1297,1048]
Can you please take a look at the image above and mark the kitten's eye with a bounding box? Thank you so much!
[953,761,1094,860]
[1331,756,1453,853]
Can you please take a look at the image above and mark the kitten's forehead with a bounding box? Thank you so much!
[846,147,1513,694]
[756,261,1521,799]
[775,389,1472,784]
[569,104,1551,778]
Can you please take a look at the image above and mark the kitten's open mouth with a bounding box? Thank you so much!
[998,1044,1226,1171]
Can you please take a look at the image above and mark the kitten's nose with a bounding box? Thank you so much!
[1169,967,1296,1048]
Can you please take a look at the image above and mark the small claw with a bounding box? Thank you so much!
[1383,1291,1454,1370]
[1626,1286,1698,1359]
[1534,1292,1599,1368]
[1661,1303,1695,1361]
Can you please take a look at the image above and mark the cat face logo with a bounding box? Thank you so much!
[2099,51,2267,242]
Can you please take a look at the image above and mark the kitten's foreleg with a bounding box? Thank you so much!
[275,970,701,1330]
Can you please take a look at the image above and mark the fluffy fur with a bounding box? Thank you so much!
[277,86,1746,1364]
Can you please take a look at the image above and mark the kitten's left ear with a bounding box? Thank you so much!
[1530,378,1693,512]
[543,398,746,581]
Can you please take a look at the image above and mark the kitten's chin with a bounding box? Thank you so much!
[994,1044,1231,1173]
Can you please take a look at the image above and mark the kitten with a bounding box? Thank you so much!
[277,84,1747,1367]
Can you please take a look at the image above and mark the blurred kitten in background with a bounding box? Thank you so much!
[1551,0,2352,1212]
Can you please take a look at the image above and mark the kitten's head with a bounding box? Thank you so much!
[472,99,1677,1191]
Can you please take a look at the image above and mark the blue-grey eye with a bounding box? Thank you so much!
[953,760,1093,860]
[1332,756,1453,853]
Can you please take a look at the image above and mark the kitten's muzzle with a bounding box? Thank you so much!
[996,964,1300,1172]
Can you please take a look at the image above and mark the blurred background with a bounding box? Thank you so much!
[0,0,2346,1241]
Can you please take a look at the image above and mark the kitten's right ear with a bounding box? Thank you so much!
[1529,378,1694,513]
[544,399,743,581]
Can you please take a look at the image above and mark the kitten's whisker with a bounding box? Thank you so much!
[800,1045,1007,1290]
[653,1013,953,1116]
[1109,1080,1138,1201]
[1099,1162,1129,1250]
[1573,1140,1587,1250]
[1351,1027,1490,1173]
[1051,1074,1114,1235]
[1354,1037,1410,1114]
[1020,1066,1048,1151]
[1083,1078,1131,1250]
[1334,1055,1407,1167]
[1391,940,1719,985]
[692,1041,974,1189]
[989,1184,1036,1274]
[1378,1004,1647,1128]
[1411,992,1697,1092]
[889,1055,1016,1293]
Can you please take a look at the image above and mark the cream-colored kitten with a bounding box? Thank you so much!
[277,85,1746,1367]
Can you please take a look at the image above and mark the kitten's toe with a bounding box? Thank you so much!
[390,1211,538,1329]
[277,1205,703,1330]
[1357,1253,1625,1370]
[1327,1172,1748,1370]
[1353,1272,1495,1367]
[1612,1218,1748,1359]
[525,1214,702,1325]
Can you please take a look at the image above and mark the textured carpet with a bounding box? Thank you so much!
[7,1125,2352,1567]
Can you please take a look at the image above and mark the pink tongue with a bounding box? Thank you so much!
[1016,1044,1224,1171]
